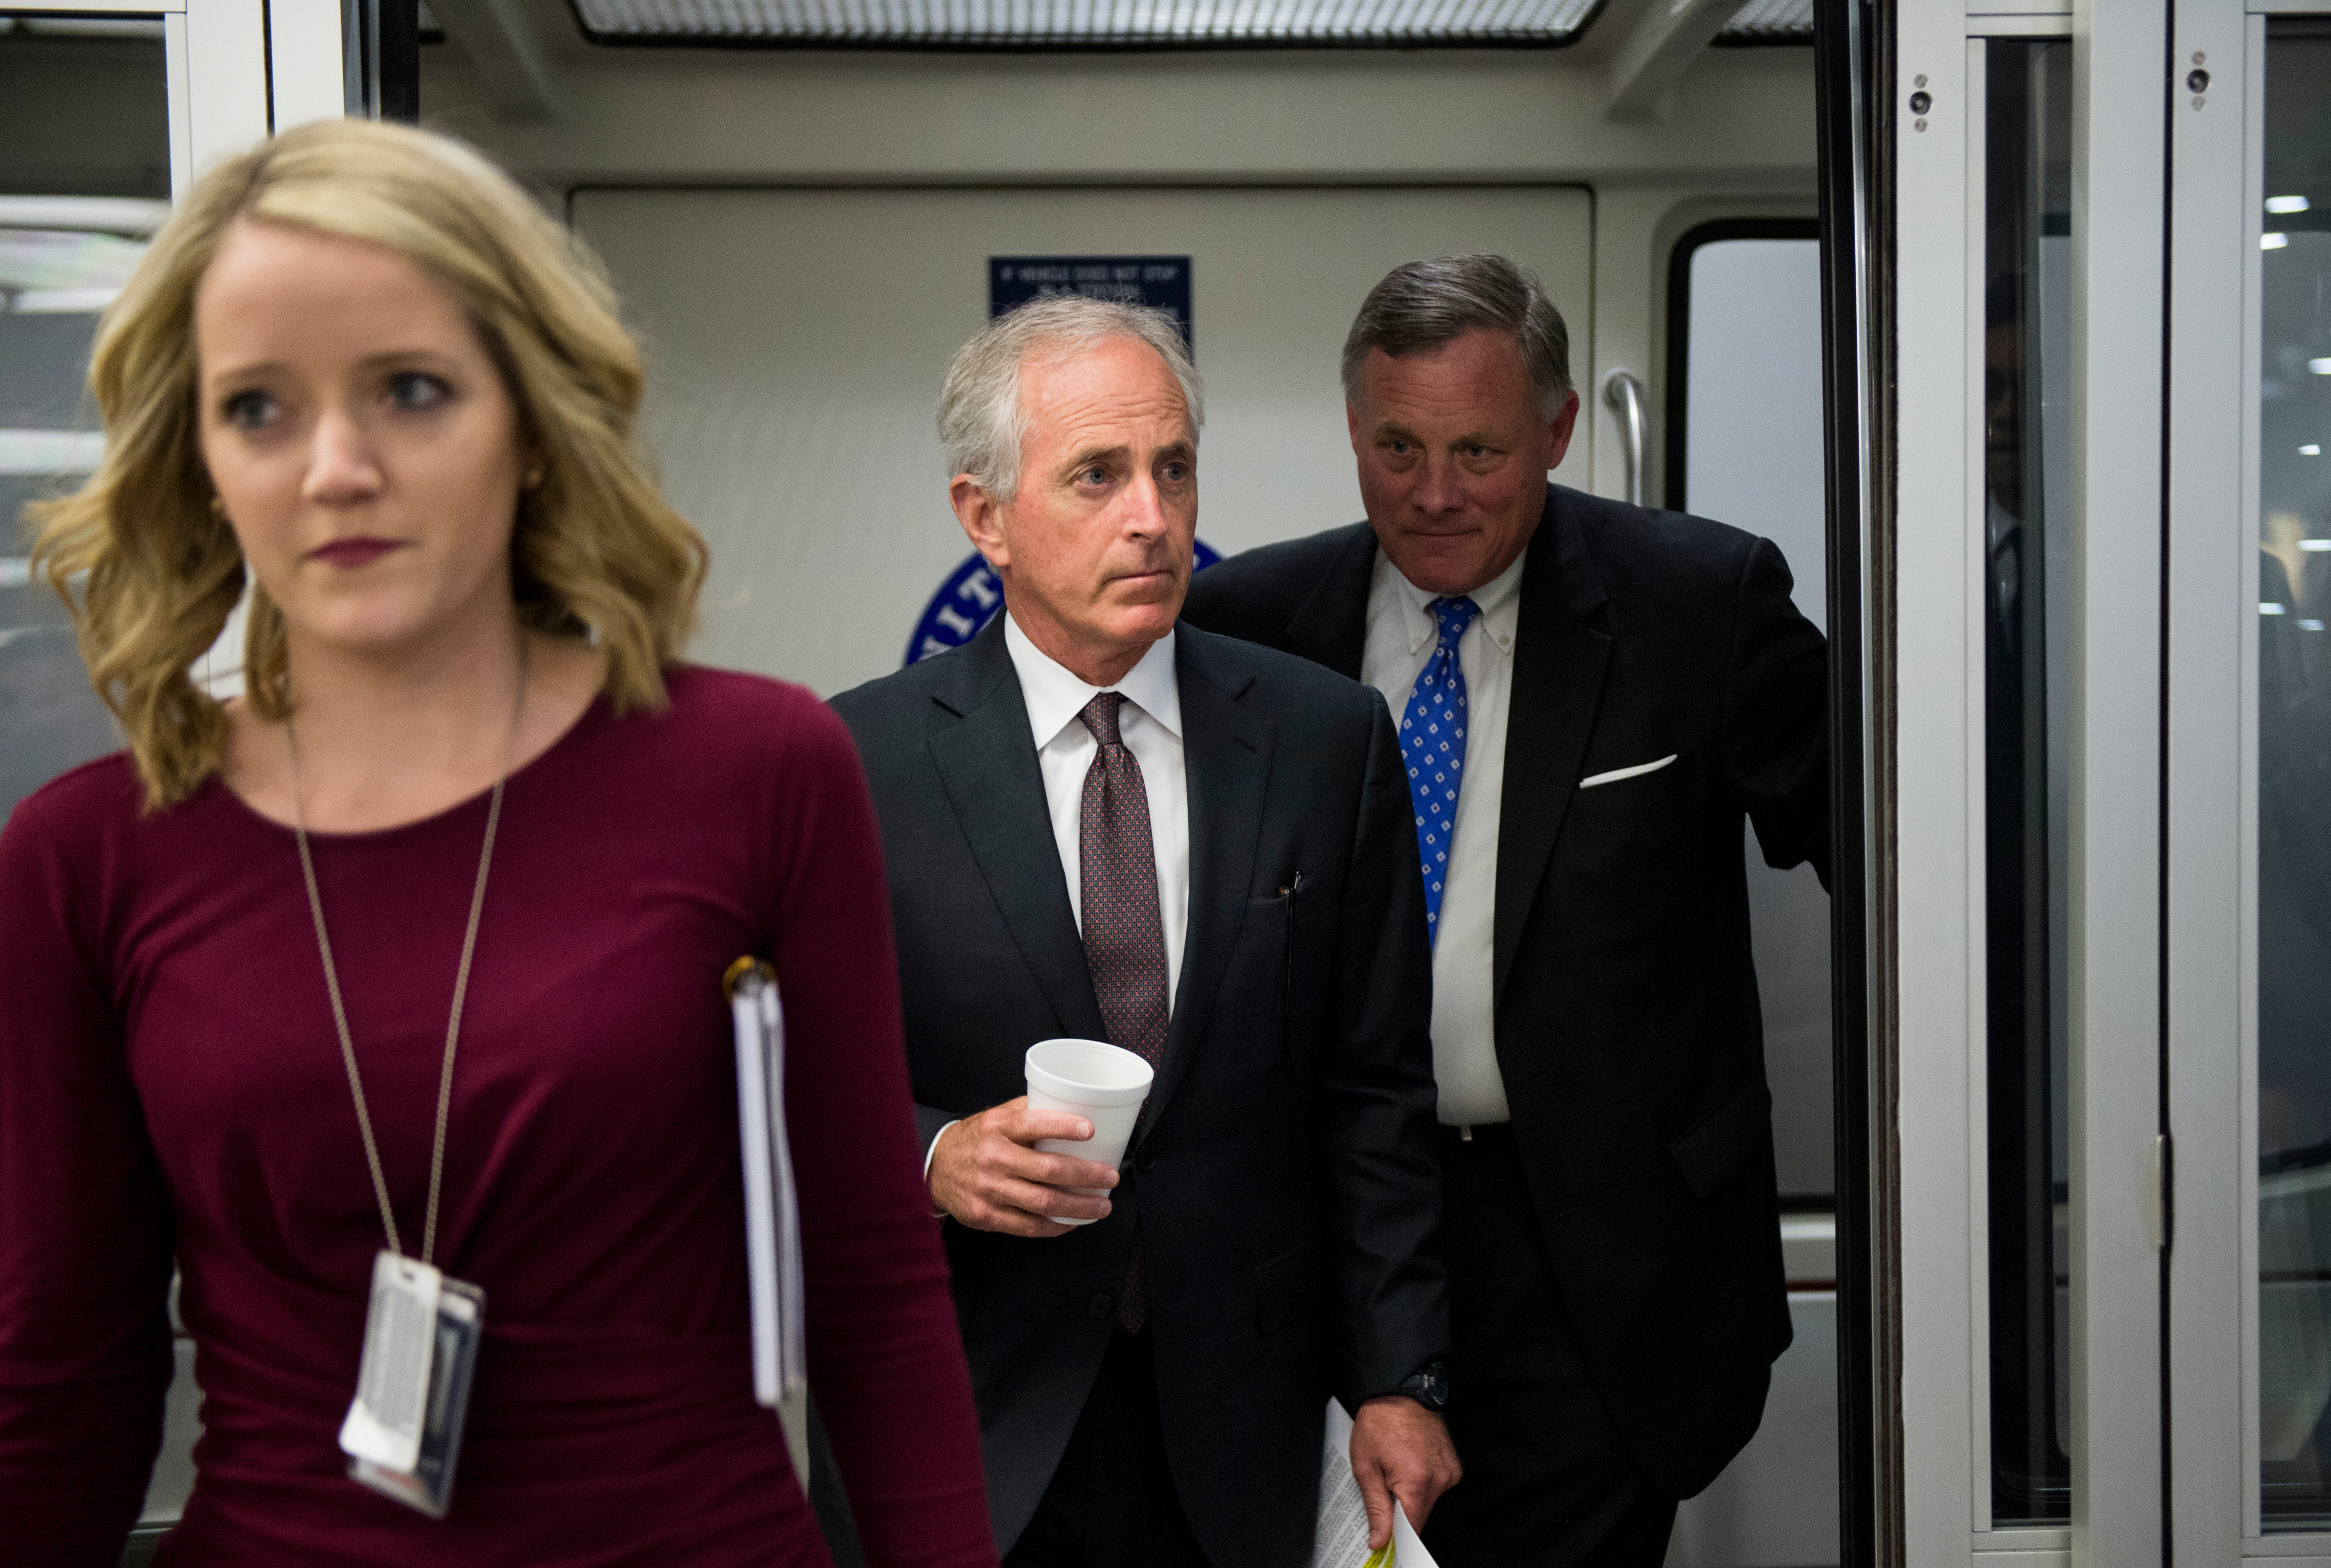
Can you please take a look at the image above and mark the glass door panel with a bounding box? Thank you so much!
[1982,32,2074,1530]
[0,17,170,821]
[2258,15,2331,1533]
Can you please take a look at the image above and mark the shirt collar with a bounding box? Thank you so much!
[1003,611,1184,751]
[1376,544,1529,659]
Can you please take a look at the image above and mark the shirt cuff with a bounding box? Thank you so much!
[923,1119,959,1181]
[924,1119,960,1220]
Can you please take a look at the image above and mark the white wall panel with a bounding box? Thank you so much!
[183,0,269,175]
[269,0,348,130]
[573,185,1591,698]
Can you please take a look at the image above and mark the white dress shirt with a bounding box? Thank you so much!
[1002,613,1191,1010]
[926,615,1192,1181]
[1360,546,1529,1126]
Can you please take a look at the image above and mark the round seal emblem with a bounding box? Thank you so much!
[905,542,1222,666]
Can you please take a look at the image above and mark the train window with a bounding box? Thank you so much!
[1658,216,1838,1568]
[0,16,170,199]
[1666,219,1831,1208]
[1979,33,2072,1530]
[0,215,135,820]
[2256,16,2331,1534]
[0,16,170,824]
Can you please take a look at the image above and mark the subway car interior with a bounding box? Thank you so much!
[0,0,2322,1562]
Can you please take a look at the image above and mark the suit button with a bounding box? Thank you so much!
[1087,1293,1113,1321]
[1136,1151,1157,1173]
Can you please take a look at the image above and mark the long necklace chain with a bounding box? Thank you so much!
[286,646,527,1267]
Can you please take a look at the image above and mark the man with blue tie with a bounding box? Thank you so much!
[1183,255,1831,1566]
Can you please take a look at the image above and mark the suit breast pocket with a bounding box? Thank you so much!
[1564,755,1689,822]
[1231,883,1328,1070]
[1239,873,1329,940]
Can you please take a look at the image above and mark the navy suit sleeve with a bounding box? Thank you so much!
[827,688,973,1171]
[1315,689,1449,1406]
[1723,536,1831,888]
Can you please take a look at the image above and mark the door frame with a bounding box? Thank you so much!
[6,0,350,194]
[1875,1,2174,1563]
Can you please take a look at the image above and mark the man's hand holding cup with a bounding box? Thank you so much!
[928,1039,1156,1237]
[927,1099,1121,1235]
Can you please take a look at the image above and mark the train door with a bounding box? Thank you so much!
[2167,1,2331,1562]
[1880,1,2161,1561]
[441,12,1837,1565]
[1870,0,2331,1562]
[574,185,1846,1568]
[7,1,1848,1558]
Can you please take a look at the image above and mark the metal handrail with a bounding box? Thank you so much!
[1601,368,1648,507]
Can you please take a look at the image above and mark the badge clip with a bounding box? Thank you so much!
[340,1250,485,1518]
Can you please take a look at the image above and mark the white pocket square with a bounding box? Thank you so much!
[1578,754,1678,789]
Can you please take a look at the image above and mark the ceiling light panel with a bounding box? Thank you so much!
[1714,0,1810,45]
[572,0,1602,47]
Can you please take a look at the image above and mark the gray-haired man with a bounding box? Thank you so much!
[829,296,1458,1567]
[1183,257,1830,1565]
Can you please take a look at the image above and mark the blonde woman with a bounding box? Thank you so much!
[0,120,994,1566]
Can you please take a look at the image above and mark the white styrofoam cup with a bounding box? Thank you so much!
[1022,1038,1153,1226]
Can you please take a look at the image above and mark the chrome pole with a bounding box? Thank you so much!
[1600,368,1648,507]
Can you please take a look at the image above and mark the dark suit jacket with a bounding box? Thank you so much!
[1180,483,1827,1499]
[830,616,1448,1565]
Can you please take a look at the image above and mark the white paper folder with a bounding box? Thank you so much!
[728,958,807,1412]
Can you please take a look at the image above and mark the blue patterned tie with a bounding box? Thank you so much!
[1399,596,1480,945]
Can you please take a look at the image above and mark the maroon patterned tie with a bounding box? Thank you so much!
[1077,692,1169,1334]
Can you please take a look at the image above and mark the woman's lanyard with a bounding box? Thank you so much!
[290,651,525,1518]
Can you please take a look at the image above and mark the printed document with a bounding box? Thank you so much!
[1312,1397,1439,1568]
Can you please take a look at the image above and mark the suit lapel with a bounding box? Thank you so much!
[1493,486,1613,1001]
[927,618,1108,1043]
[1142,626,1269,1134]
[1281,523,1377,680]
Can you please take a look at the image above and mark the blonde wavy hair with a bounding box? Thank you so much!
[27,118,707,809]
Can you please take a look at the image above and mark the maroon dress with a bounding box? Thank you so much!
[0,666,996,1567]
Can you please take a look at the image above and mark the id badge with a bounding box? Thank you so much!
[340,1251,485,1518]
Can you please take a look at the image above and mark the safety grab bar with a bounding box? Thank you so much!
[1601,368,1647,508]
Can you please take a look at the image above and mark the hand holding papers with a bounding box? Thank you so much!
[1314,1398,1442,1568]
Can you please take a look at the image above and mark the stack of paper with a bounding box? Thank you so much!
[1313,1397,1438,1568]
[730,959,808,1409]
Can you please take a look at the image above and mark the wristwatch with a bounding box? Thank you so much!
[1391,1360,1449,1414]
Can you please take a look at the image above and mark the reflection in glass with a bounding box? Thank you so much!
[1,223,150,819]
[0,16,170,199]
[2259,18,2331,1533]
[1983,35,2072,1527]
[1,18,171,822]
